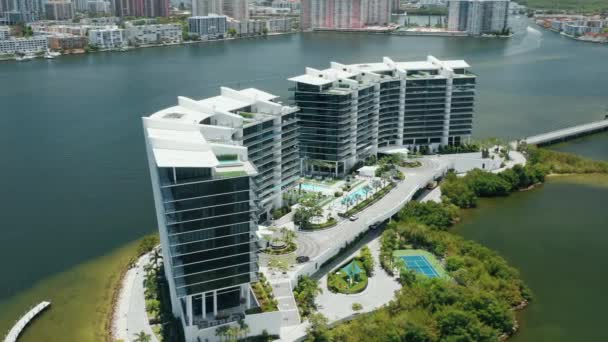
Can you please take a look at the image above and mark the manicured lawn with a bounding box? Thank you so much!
[327,260,369,294]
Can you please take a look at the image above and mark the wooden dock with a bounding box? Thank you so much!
[3,301,51,342]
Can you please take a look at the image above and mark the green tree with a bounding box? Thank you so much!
[358,245,374,276]
[294,276,322,317]
[441,172,477,208]
[305,313,332,342]
[133,331,152,342]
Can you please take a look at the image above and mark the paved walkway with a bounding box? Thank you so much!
[315,237,400,323]
[113,253,159,342]
[270,280,301,327]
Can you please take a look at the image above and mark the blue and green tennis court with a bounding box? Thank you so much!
[400,255,440,278]
[393,249,448,279]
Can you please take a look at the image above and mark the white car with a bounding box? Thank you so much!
[349,215,358,221]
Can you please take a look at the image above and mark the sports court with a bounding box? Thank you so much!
[400,255,440,278]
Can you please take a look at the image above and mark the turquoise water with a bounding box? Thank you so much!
[301,183,330,192]
[344,187,371,203]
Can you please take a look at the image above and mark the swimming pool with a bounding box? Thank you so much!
[344,187,371,202]
[300,183,331,192]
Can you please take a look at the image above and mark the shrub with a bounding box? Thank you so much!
[352,303,363,311]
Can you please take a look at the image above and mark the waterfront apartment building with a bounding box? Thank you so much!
[289,56,476,176]
[125,23,182,45]
[300,0,392,30]
[142,87,295,341]
[45,0,74,20]
[266,17,293,32]
[87,27,125,48]
[0,35,47,54]
[447,0,510,35]
[47,33,88,50]
[0,25,9,40]
[189,14,227,39]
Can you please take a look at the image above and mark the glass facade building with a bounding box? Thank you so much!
[290,56,476,176]
[142,87,298,339]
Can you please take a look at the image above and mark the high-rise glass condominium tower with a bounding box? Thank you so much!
[142,87,297,341]
[289,56,476,176]
[447,0,510,35]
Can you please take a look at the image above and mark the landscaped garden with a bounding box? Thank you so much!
[339,181,395,218]
[294,195,337,231]
[260,227,297,255]
[249,273,278,313]
[327,246,374,295]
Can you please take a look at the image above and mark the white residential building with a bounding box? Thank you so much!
[188,14,227,39]
[142,87,298,341]
[88,26,125,49]
[125,23,182,45]
[447,0,510,35]
[0,25,10,40]
[0,35,47,54]
[266,17,292,32]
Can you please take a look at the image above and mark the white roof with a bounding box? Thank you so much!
[290,56,471,86]
[288,74,334,86]
[394,61,439,70]
[239,88,279,102]
[441,60,470,69]
[198,95,250,113]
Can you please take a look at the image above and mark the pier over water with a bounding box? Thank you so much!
[3,301,51,342]
[521,119,608,147]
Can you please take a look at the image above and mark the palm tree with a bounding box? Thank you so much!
[215,325,229,342]
[133,331,152,342]
[238,319,250,340]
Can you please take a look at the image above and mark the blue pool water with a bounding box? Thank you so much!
[344,187,370,203]
[301,183,330,192]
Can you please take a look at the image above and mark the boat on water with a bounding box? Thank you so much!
[44,53,55,59]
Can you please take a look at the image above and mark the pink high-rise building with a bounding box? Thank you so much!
[301,0,392,30]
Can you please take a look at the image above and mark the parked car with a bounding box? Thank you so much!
[296,256,310,263]
[349,215,358,221]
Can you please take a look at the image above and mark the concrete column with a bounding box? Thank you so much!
[213,290,218,316]
[202,292,206,319]
[242,284,251,309]
[186,295,193,326]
